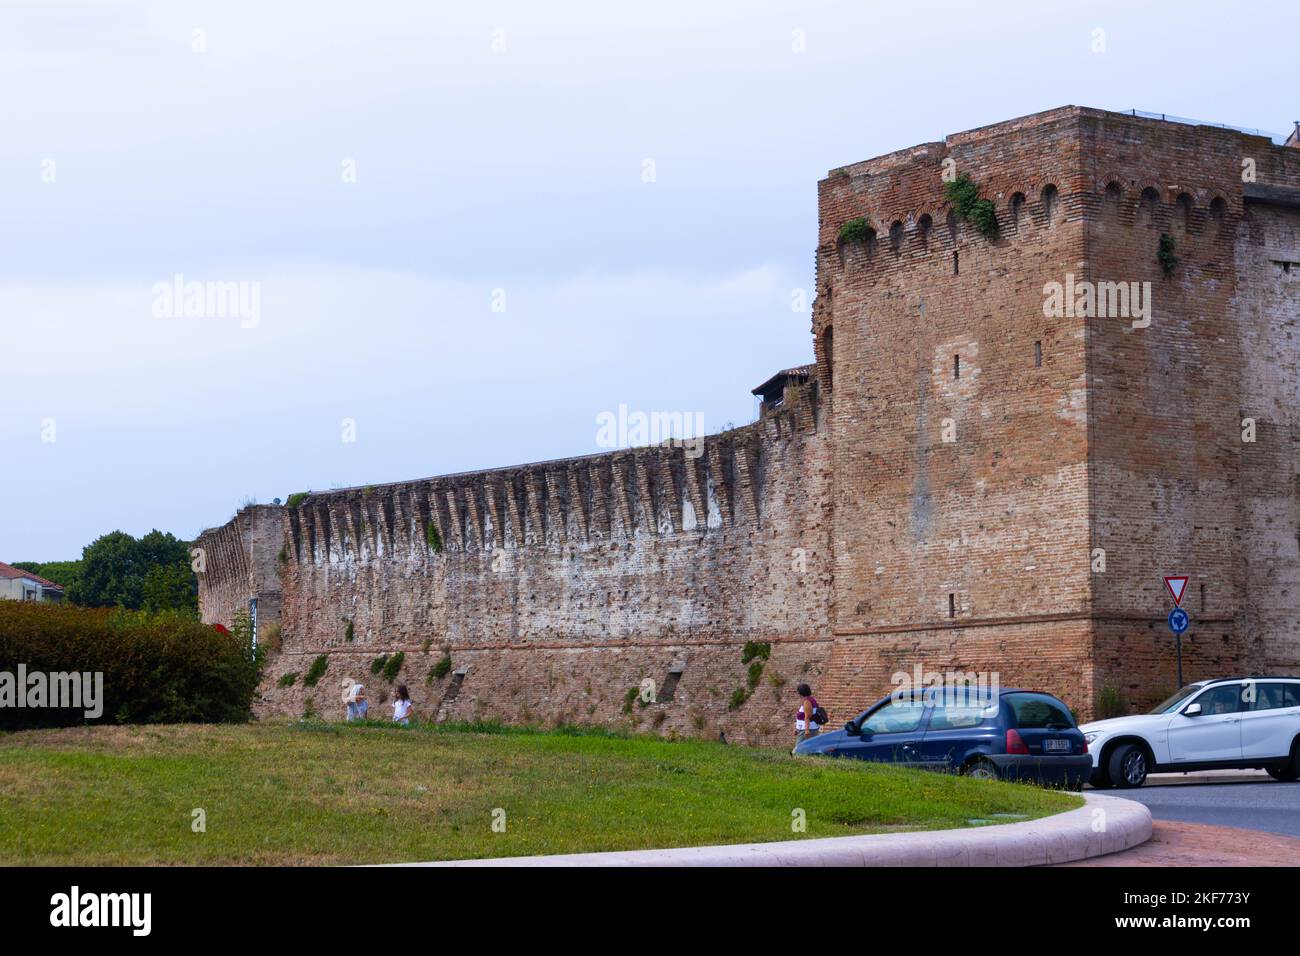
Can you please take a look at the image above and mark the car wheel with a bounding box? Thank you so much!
[965,759,999,781]
[1266,743,1300,782]
[1108,743,1148,789]
[1089,768,1113,790]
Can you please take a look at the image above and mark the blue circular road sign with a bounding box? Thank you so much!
[1168,607,1189,634]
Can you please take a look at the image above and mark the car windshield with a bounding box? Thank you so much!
[1149,685,1201,715]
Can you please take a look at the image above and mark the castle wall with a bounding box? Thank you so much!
[196,505,284,639]
[200,394,834,745]
[813,109,1096,717]
[1080,114,1300,702]
[1237,200,1300,673]
[1080,115,1251,701]
[198,106,1299,737]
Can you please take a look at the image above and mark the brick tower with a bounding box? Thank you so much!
[814,106,1300,719]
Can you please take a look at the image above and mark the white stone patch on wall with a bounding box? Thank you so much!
[706,473,723,529]
[682,497,698,532]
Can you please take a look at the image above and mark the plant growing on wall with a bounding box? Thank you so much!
[741,641,770,664]
[382,651,405,682]
[344,618,354,643]
[370,654,388,675]
[303,654,329,688]
[622,686,639,714]
[277,672,299,688]
[837,217,875,245]
[727,687,750,711]
[1158,233,1179,276]
[429,653,452,682]
[426,522,443,553]
[1095,684,1129,720]
[944,173,999,238]
[746,661,765,690]
[286,492,310,509]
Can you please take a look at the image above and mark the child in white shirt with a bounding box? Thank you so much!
[391,684,413,726]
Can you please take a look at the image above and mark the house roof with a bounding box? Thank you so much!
[751,364,815,402]
[0,561,64,590]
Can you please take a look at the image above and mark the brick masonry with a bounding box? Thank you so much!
[198,106,1300,744]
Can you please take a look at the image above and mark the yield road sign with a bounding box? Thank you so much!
[1164,575,1189,606]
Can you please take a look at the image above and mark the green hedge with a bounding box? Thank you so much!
[0,602,263,729]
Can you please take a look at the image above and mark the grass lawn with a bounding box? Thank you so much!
[0,721,1082,865]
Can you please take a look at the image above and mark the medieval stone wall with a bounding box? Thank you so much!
[813,109,1097,717]
[196,505,283,639]
[200,389,834,745]
[813,107,1299,717]
[198,106,1299,739]
[1079,113,1300,701]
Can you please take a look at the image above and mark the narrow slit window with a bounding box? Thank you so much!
[948,593,956,618]
[952,251,959,275]
[953,354,960,379]
[1200,583,1206,612]
[1034,340,1042,367]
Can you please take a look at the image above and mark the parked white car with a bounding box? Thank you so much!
[1080,677,1300,788]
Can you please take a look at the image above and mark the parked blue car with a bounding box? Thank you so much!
[794,687,1091,789]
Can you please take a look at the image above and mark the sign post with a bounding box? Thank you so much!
[1164,576,1189,688]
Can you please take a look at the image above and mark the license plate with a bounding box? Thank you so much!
[1043,738,1070,752]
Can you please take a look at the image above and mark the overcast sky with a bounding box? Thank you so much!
[1,0,1294,561]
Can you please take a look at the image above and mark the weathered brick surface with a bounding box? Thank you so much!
[201,407,834,743]
[814,107,1299,718]
[196,505,283,637]
[198,106,1299,740]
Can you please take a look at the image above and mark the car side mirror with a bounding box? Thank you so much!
[844,720,860,736]
[1183,702,1202,716]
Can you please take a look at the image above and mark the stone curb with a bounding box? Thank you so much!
[1142,769,1271,785]
[402,792,1150,867]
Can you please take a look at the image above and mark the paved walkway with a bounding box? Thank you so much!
[1057,819,1300,866]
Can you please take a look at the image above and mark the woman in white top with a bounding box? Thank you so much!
[391,684,413,726]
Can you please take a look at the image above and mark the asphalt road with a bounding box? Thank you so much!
[1102,776,1300,838]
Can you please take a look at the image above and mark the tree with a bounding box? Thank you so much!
[76,530,198,615]
[11,560,83,595]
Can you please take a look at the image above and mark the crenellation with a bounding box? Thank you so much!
[543,470,566,545]
[463,481,484,552]
[630,449,656,535]
[587,461,611,538]
[705,442,732,526]
[484,479,505,550]
[566,465,588,542]
[442,486,463,552]
[525,473,546,546]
